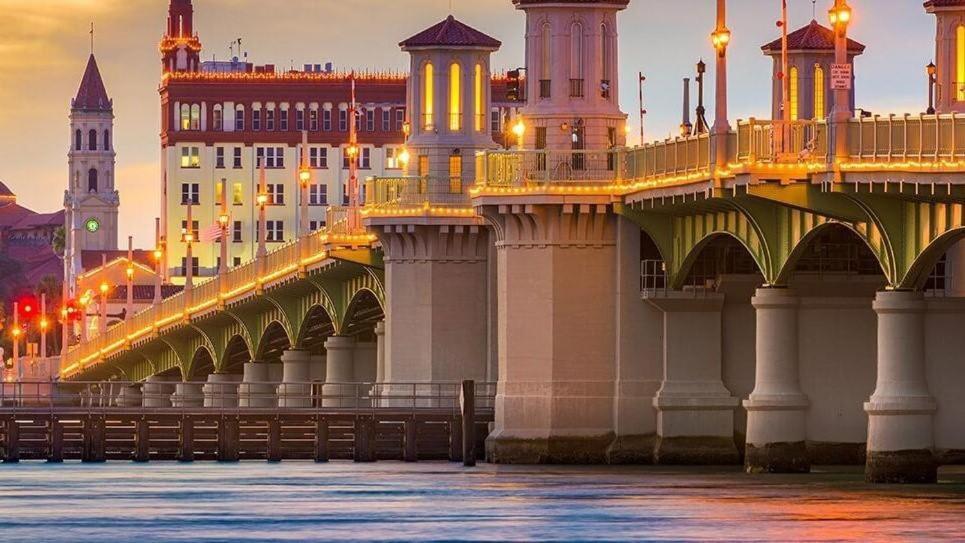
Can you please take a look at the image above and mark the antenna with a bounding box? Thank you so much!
[812,0,817,20]
[90,22,94,55]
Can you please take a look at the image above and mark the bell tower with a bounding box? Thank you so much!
[926,0,965,113]
[513,0,629,152]
[65,53,120,283]
[161,0,202,73]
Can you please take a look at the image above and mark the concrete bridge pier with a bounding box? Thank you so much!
[744,288,810,473]
[865,291,938,483]
[142,375,177,407]
[323,336,357,407]
[115,384,143,407]
[646,293,740,465]
[238,361,276,408]
[170,382,204,408]
[278,350,313,408]
[203,373,242,407]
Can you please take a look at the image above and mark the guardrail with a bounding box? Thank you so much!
[477,149,624,187]
[847,113,965,162]
[364,176,472,209]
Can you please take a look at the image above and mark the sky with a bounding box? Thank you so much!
[0,0,936,246]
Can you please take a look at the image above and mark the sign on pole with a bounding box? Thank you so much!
[831,64,853,90]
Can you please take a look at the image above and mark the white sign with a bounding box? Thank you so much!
[831,63,852,90]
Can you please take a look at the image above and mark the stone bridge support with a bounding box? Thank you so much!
[479,200,617,463]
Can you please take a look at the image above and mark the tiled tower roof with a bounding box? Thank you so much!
[400,15,501,49]
[924,0,965,8]
[761,20,865,54]
[72,54,112,111]
[512,0,629,5]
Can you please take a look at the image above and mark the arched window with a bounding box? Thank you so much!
[103,129,110,150]
[813,65,825,120]
[74,129,82,151]
[601,23,612,99]
[789,66,799,121]
[423,62,434,129]
[474,63,484,132]
[235,104,246,131]
[190,104,201,130]
[88,168,98,192]
[88,129,97,151]
[540,22,552,98]
[958,25,965,102]
[213,104,223,131]
[449,62,462,131]
[180,104,191,130]
[570,22,584,97]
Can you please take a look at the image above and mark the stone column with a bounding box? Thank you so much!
[115,384,143,408]
[203,373,241,407]
[865,291,937,483]
[238,361,275,408]
[170,382,204,408]
[278,349,313,408]
[946,240,965,297]
[323,336,356,407]
[374,321,386,383]
[647,293,740,464]
[744,288,810,473]
[310,355,327,382]
[142,375,177,408]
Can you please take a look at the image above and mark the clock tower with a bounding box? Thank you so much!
[65,53,120,286]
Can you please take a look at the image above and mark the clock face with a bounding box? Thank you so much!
[85,218,100,233]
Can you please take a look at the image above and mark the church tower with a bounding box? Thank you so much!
[65,54,119,284]
[160,0,202,73]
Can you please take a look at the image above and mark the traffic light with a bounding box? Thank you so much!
[16,294,38,321]
[507,69,521,102]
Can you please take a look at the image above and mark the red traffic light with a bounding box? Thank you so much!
[15,295,38,319]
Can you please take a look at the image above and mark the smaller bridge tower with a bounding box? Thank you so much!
[160,0,202,73]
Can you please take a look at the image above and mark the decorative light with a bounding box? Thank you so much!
[299,168,312,186]
[153,248,163,260]
[402,121,411,137]
[511,119,526,138]
[711,26,731,54]
[40,318,49,331]
[257,193,269,206]
[346,144,359,158]
[398,148,411,168]
[218,213,231,227]
[126,266,135,279]
[11,327,21,338]
[99,282,110,295]
[828,1,852,29]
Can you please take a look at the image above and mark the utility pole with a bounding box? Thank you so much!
[711,0,732,170]
[126,236,134,318]
[347,77,361,232]
[256,165,268,259]
[219,179,229,274]
[638,72,647,144]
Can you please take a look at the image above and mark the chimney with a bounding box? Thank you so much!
[680,78,693,137]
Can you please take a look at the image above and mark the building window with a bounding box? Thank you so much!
[266,220,284,242]
[355,108,363,132]
[267,183,285,205]
[233,147,242,168]
[385,147,402,169]
[232,182,243,205]
[309,220,325,231]
[382,109,391,131]
[180,104,191,130]
[191,104,201,130]
[180,146,200,168]
[310,147,328,169]
[232,221,242,242]
[418,155,429,177]
[813,65,825,120]
[233,257,242,267]
[789,66,799,121]
[449,62,462,131]
[958,25,965,102]
[570,22,584,98]
[321,109,329,131]
[601,23,611,99]
[361,147,370,169]
[252,109,261,131]
[396,108,405,131]
[338,109,348,132]
[309,184,327,205]
[424,62,434,129]
[181,183,200,205]
[540,23,551,98]
[215,147,225,169]
[235,106,245,131]
[266,108,275,131]
[474,64,484,131]
[256,147,285,168]
[296,109,305,131]
[213,106,223,131]
[491,109,501,133]
[88,168,98,192]
[104,130,110,150]
[279,109,288,131]
[88,129,98,151]
[75,129,82,151]
[449,153,462,193]
[180,257,200,277]
[366,109,375,131]
[535,127,547,150]
[180,220,200,240]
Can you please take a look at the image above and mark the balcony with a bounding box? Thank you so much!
[476,149,624,188]
[363,176,473,218]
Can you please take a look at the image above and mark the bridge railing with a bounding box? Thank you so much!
[0,380,497,413]
[364,176,472,209]
[325,205,366,235]
[846,113,965,163]
[623,132,713,181]
[735,118,827,164]
[476,149,624,187]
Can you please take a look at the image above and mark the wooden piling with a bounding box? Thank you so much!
[218,416,239,462]
[354,416,376,462]
[267,418,281,462]
[314,418,329,462]
[49,418,64,463]
[134,417,150,462]
[461,380,476,467]
[3,417,19,463]
[449,415,463,462]
[404,418,418,462]
[83,417,105,463]
[179,415,194,462]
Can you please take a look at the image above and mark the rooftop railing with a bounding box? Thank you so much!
[364,176,472,210]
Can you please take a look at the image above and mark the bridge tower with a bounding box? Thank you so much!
[160,0,202,73]
[513,0,629,151]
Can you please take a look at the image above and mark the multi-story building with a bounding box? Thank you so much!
[159,0,520,284]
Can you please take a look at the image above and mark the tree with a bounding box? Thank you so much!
[51,227,66,257]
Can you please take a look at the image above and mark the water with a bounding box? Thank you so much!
[0,463,963,542]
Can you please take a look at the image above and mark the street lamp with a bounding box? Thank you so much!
[511,119,525,149]
[257,193,269,207]
[927,62,937,115]
[98,281,110,336]
[398,148,410,170]
[828,1,852,35]
[711,26,730,57]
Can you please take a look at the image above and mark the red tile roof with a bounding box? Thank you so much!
[762,20,865,54]
[924,0,965,7]
[109,285,183,303]
[81,250,155,271]
[11,210,64,231]
[73,54,112,111]
[400,15,501,49]
[6,243,62,286]
[513,0,629,5]
[0,202,36,229]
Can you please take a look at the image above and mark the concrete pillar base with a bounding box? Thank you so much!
[239,362,276,408]
[115,385,143,408]
[278,350,313,408]
[485,433,614,464]
[605,434,657,464]
[203,374,241,407]
[866,449,938,484]
[653,436,740,465]
[142,376,177,408]
[806,441,866,465]
[170,383,204,408]
[745,441,810,473]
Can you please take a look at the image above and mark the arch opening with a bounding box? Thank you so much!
[222,334,252,374]
[299,305,337,353]
[188,347,215,381]
[783,223,886,285]
[680,234,764,291]
[342,290,384,341]
[256,320,291,363]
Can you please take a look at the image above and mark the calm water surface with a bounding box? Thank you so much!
[0,462,963,542]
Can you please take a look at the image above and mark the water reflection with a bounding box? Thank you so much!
[0,463,962,541]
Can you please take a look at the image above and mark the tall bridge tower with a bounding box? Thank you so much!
[513,0,629,151]
[160,0,202,73]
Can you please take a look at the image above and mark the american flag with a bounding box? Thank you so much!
[199,223,223,242]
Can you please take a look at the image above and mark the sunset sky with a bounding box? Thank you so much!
[0,0,934,246]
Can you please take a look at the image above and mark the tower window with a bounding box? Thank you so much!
[813,65,825,120]
[213,106,223,131]
[418,155,429,178]
[190,104,200,130]
[449,62,462,131]
[103,130,110,150]
[424,62,435,129]
[601,23,611,99]
[75,129,82,151]
[789,66,799,121]
[87,168,98,192]
[475,64,485,132]
[88,129,97,151]
[958,25,965,102]
[540,22,552,98]
[449,153,462,193]
[570,22,584,98]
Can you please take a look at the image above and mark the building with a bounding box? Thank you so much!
[0,181,64,291]
[158,0,521,285]
[64,53,120,289]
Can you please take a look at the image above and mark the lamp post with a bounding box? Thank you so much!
[299,131,312,238]
[218,177,230,274]
[125,235,134,318]
[711,0,731,169]
[927,62,937,115]
[153,246,163,305]
[98,281,110,336]
[39,292,48,358]
[829,0,853,162]
[638,72,647,145]
[512,118,525,150]
[183,201,194,290]
[257,165,269,259]
[11,302,20,376]
[347,78,361,232]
